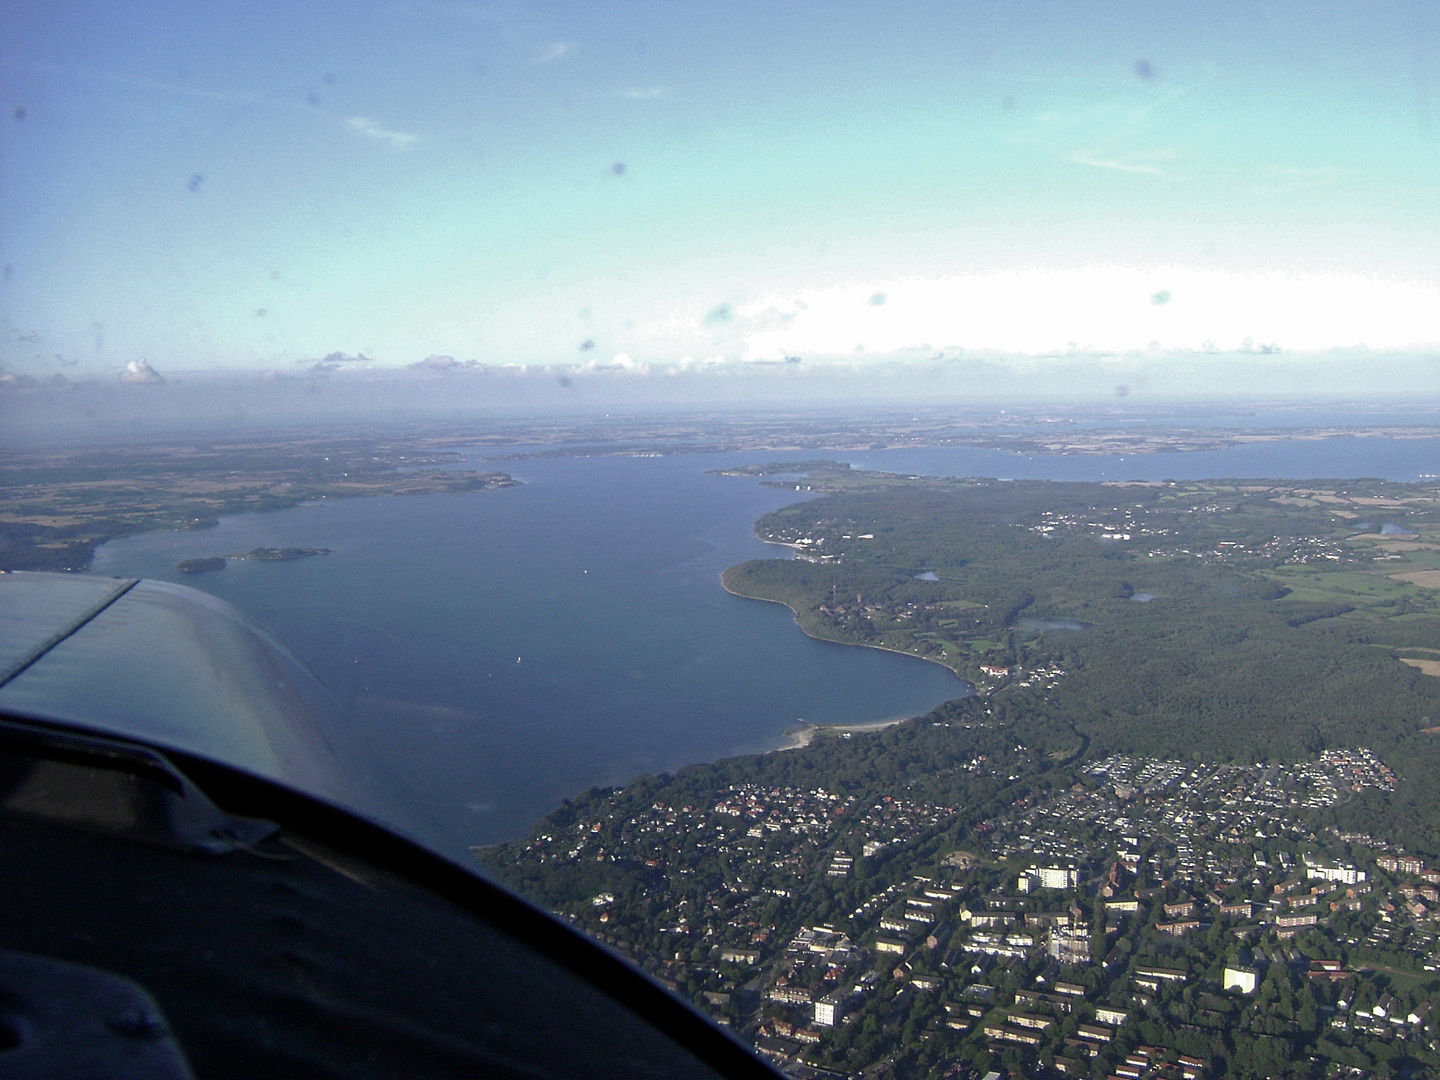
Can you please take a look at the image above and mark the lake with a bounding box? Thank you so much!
[90,434,1440,858]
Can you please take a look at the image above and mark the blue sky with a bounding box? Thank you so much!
[1,1,1437,392]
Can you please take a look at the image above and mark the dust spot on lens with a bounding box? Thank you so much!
[869,293,886,306]
[12,107,26,121]
[1001,96,1015,110]
[1116,385,1130,397]
[306,92,320,106]
[558,375,573,387]
[187,173,205,193]
[612,162,626,175]
[323,73,337,85]
[579,339,594,351]
[1134,59,1155,80]
[704,304,732,325]
[256,308,268,317]
[1151,290,1171,306]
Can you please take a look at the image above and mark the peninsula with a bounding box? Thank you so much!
[486,463,1440,1080]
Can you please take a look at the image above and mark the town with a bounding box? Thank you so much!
[488,739,1440,1080]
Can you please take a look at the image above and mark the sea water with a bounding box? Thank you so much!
[90,435,1440,856]
[92,451,963,853]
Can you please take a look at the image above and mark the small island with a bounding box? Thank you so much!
[237,547,330,562]
[176,556,226,574]
[176,547,329,573]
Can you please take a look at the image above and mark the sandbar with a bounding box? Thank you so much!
[776,716,910,751]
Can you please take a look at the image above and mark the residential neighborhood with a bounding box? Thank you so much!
[489,742,1440,1080]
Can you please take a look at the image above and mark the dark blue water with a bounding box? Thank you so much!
[90,435,1440,857]
[92,452,965,854]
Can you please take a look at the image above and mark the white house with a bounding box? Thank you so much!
[1306,859,1366,885]
[815,993,846,1027]
[1223,966,1259,994]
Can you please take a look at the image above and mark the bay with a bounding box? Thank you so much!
[91,451,964,856]
[88,434,1440,859]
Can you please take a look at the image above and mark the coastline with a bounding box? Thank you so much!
[82,478,517,573]
[0,435,518,574]
[776,716,911,751]
[719,570,977,688]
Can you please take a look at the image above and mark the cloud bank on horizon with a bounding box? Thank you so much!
[1,0,1437,400]
[659,269,1440,365]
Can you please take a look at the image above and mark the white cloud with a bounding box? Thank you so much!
[534,42,574,63]
[574,352,648,374]
[704,268,1440,360]
[346,116,418,148]
[119,359,164,384]
[1066,152,1164,176]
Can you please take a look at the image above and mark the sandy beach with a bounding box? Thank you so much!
[775,716,911,751]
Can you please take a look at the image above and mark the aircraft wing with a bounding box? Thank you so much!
[0,571,781,1080]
